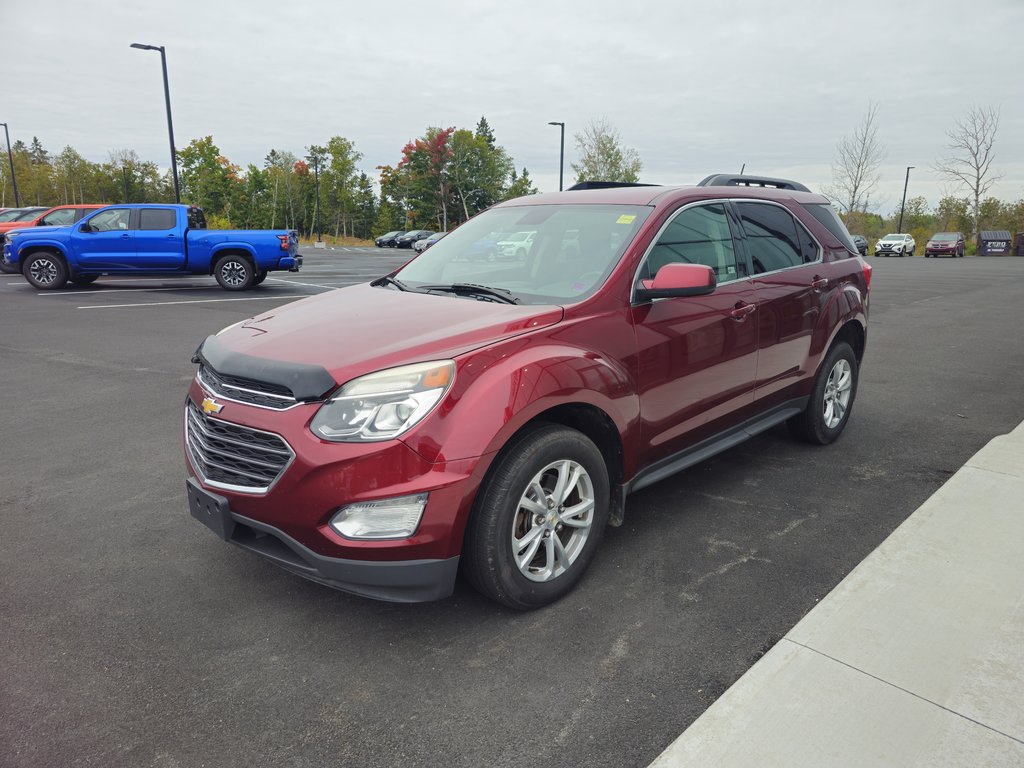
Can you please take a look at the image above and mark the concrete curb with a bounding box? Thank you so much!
[650,421,1024,767]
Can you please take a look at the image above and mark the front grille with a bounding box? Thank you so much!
[185,400,293,492]
[198,364,298,410]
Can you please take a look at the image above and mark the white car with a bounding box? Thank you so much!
[874,233,915,257]
[496,231,535,259]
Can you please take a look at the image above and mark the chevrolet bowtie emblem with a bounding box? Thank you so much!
[201,397,224,415]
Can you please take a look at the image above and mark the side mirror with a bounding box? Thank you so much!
[636,263,716,301]
[79,223,93,233]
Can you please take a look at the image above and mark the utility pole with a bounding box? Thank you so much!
[0,122,21,206]
[897,166,914,233]
[548,121,565,191]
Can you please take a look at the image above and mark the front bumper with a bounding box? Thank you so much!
[187,478,459,602]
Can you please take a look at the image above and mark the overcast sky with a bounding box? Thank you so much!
[7,0,1023,213]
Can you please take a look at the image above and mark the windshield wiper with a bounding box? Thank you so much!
[417,283,521,305]
[373,275,412,292]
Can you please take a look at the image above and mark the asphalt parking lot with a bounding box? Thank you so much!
[4,251,1024,768]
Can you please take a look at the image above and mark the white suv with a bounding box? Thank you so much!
[874,233,915,257]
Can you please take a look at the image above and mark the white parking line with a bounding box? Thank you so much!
[40,286,214,296]
[77,295,314,310]
[266,277,339,290]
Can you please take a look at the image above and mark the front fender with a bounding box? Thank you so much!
[401,336,638,466]
[11,237,71,265]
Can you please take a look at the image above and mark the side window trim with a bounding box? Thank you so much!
[731,199,822,277]
[630,199,746,303]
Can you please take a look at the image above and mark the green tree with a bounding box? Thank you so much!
[571,119,642,184]
[505,167,539,199]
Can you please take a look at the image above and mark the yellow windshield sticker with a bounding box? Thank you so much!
[616,214,637,224]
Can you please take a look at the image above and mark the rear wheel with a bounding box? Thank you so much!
[788,341,858,445]
[214,254,255,291]
[463,424,610,610]
[253,269,268,285]
[22,252,68,290]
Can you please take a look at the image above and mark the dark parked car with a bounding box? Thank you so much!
[850,234,868,257]
[924,232,965,258]
[185,174,871,609]
[375,230,406,248]
[396,229,434,249]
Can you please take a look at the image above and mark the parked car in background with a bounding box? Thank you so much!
[850,234,868,257]
[184,173,871,609]
[874,233,915,256]
[0,204,108,273]
[414,232,446,252]
[0,207,47,224]
[375,230,406,248]
[496,230,536,260]
[3,204,300,290]
[396,229,434,249]
[924,231,965,258]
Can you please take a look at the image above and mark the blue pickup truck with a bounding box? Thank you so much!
[1,204,301,290]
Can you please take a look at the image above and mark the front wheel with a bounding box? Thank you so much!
[214,254,255,291]
[463,424,610,610]
[788,341,859,445]
[23,252,68,290]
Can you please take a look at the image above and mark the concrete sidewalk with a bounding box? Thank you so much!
[651,421,1024,767]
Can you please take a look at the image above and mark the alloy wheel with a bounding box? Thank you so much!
[823,359,853,429]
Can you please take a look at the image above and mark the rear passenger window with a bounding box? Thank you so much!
[736,202,818,273]
[643,203,739,284]
[139,209,177,230]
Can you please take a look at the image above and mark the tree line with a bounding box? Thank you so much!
[0,117,541,241]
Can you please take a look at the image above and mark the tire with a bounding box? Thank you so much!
[22,252,68,290]
[214,254,255,291]
[253,269,268,285]
[71,275,98,286]
[463,424,610,610]
[788,341,859,445]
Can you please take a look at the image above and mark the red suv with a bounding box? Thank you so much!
[185,175,870,609]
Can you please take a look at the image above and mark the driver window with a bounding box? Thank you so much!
[643,203,738,283]
[88,209,132,232]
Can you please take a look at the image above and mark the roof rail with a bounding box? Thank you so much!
[567,181,661,191]
[697,174,810,193]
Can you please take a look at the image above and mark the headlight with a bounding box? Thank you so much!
[311,360,454,442]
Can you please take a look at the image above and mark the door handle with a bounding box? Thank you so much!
[120,234,130,239]
[730,302,756,321]
[811,276,829,291]
[167,234,176,238]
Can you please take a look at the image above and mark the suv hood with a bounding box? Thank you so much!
[212,282,563,390]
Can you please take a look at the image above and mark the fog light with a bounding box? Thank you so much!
[329,493,428,540]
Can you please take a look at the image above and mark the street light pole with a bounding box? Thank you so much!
[0,122,21,206]
[548,121,565,191]
[897,165,914,234]
[131,43,180,203]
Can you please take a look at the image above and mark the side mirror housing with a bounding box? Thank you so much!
[635,263,716,301]
[79,223,93,233]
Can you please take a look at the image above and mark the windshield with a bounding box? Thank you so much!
[882,234,903,241]
[13,209,45,222]
[0,209,28,222]
[931,233,958,241]
[393,203,651,304]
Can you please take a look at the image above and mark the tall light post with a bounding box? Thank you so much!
[897,165,914,234]
[130,43,180,203]
[440,168,448,232]
[548,121,565,191]
[0,122,21,206]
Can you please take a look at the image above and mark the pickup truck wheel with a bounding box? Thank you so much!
[788,341,858,445]
[23,252,68,290]
[253,269,268,285]
[463,424,610,610]
[214,255,255,291]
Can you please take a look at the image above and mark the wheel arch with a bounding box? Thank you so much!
[209,246,257,274]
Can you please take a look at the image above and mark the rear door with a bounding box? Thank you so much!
[134,208,185,268]
[631,201,759,461]
[73,208,136,269]
[732,200,828,406]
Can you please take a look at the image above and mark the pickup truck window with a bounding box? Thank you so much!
[89,209,132,232]
[40,209,78,227]
[139,209,177,230]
